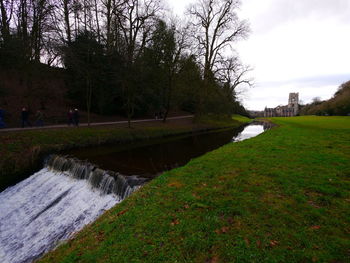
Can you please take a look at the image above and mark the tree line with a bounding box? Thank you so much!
[0,0,252,126]
[300,81,350,116]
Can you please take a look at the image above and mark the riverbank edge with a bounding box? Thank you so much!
[37,116,350,262]
[0,116,251,191]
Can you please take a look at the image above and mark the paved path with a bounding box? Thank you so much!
[0,115,194,133]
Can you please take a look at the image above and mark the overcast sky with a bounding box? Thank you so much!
[166,0,350,110]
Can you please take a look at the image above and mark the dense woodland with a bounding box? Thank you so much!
[300,81,350,116]
[0,0,251,125]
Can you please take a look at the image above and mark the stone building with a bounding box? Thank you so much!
[264,93,299,117]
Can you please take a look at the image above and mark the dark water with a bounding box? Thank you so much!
[65,127,245,178]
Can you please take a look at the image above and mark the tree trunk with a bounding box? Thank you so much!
[162,74,173,123]
[0,0,10,42]
[63,0,72,43]
[105,0,112,52]
[93,0,100,43]
[86,76,92,126]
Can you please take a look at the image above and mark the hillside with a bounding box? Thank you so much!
[301,81,350,116]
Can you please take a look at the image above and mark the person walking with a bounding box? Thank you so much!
[35,110,44,127]
[73,108,80,126]
[67,109,74,126]
[0,107,6,129]
[21,107,30,128]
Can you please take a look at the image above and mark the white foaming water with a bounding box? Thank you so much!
[0,168,119,263]
[233,124,265,142]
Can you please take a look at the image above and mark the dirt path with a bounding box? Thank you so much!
[0,115,194,133]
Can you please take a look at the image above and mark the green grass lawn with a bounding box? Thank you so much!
[232,114,252,124]
[34,116,350,262]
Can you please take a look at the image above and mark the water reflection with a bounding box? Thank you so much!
[232,124,265,142]
[65,123,269,178]
[65,129,242,178]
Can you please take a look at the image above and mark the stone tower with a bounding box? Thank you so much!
[288,93,299,116]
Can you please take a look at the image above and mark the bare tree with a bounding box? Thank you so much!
[188,0,249,115]
[0,0,13,42]
[62,0,72,43]
[219,56,253,93]
[31,0,54,61]
[162,20,190,122]
[101,0,113,51]
[114,0,161,127]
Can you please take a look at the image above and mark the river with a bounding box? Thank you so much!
[0,122,268,263]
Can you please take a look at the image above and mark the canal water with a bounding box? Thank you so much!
[0,123,268,263]
[64,127,244,178]
[65,123,267,178]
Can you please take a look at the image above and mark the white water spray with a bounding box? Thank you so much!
[0,156,147,263]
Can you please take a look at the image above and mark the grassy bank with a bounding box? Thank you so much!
[39,116,350,263]
[0,116,244,191]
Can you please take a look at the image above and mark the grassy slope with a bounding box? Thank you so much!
[38,116,350,262]
[232,114,251,124]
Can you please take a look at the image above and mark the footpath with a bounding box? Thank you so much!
[0,115,194,132]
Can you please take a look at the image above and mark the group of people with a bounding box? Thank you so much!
[67,109,80,126]
[0,107,80,129]
[20,108,45,128]
[154,109,166,120]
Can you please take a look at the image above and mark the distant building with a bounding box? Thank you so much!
[248,110,264,118]
[264,93,299,117]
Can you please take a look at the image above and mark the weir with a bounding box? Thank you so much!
[45,155,148,200]
[0,156,148,263]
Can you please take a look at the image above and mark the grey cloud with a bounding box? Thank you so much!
[259,73,350,88]
[250,0,350,33]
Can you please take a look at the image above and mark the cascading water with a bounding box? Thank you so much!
[45,155,148,199]
[0,155,147,263]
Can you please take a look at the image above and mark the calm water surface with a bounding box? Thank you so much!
[66,123,267,177]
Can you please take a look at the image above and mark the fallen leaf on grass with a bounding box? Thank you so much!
[256,240,262,248]
[96,231,104,242]
[210,256,219,263]
[269,240,279,247]
[117,209,128,216]
[215,226,230,234]
[192,193,201,199]
[168,181,183,188]
[170,219,180,226]
[221,226,229,233]
[308,201,321,208]
[310,225,321,230]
